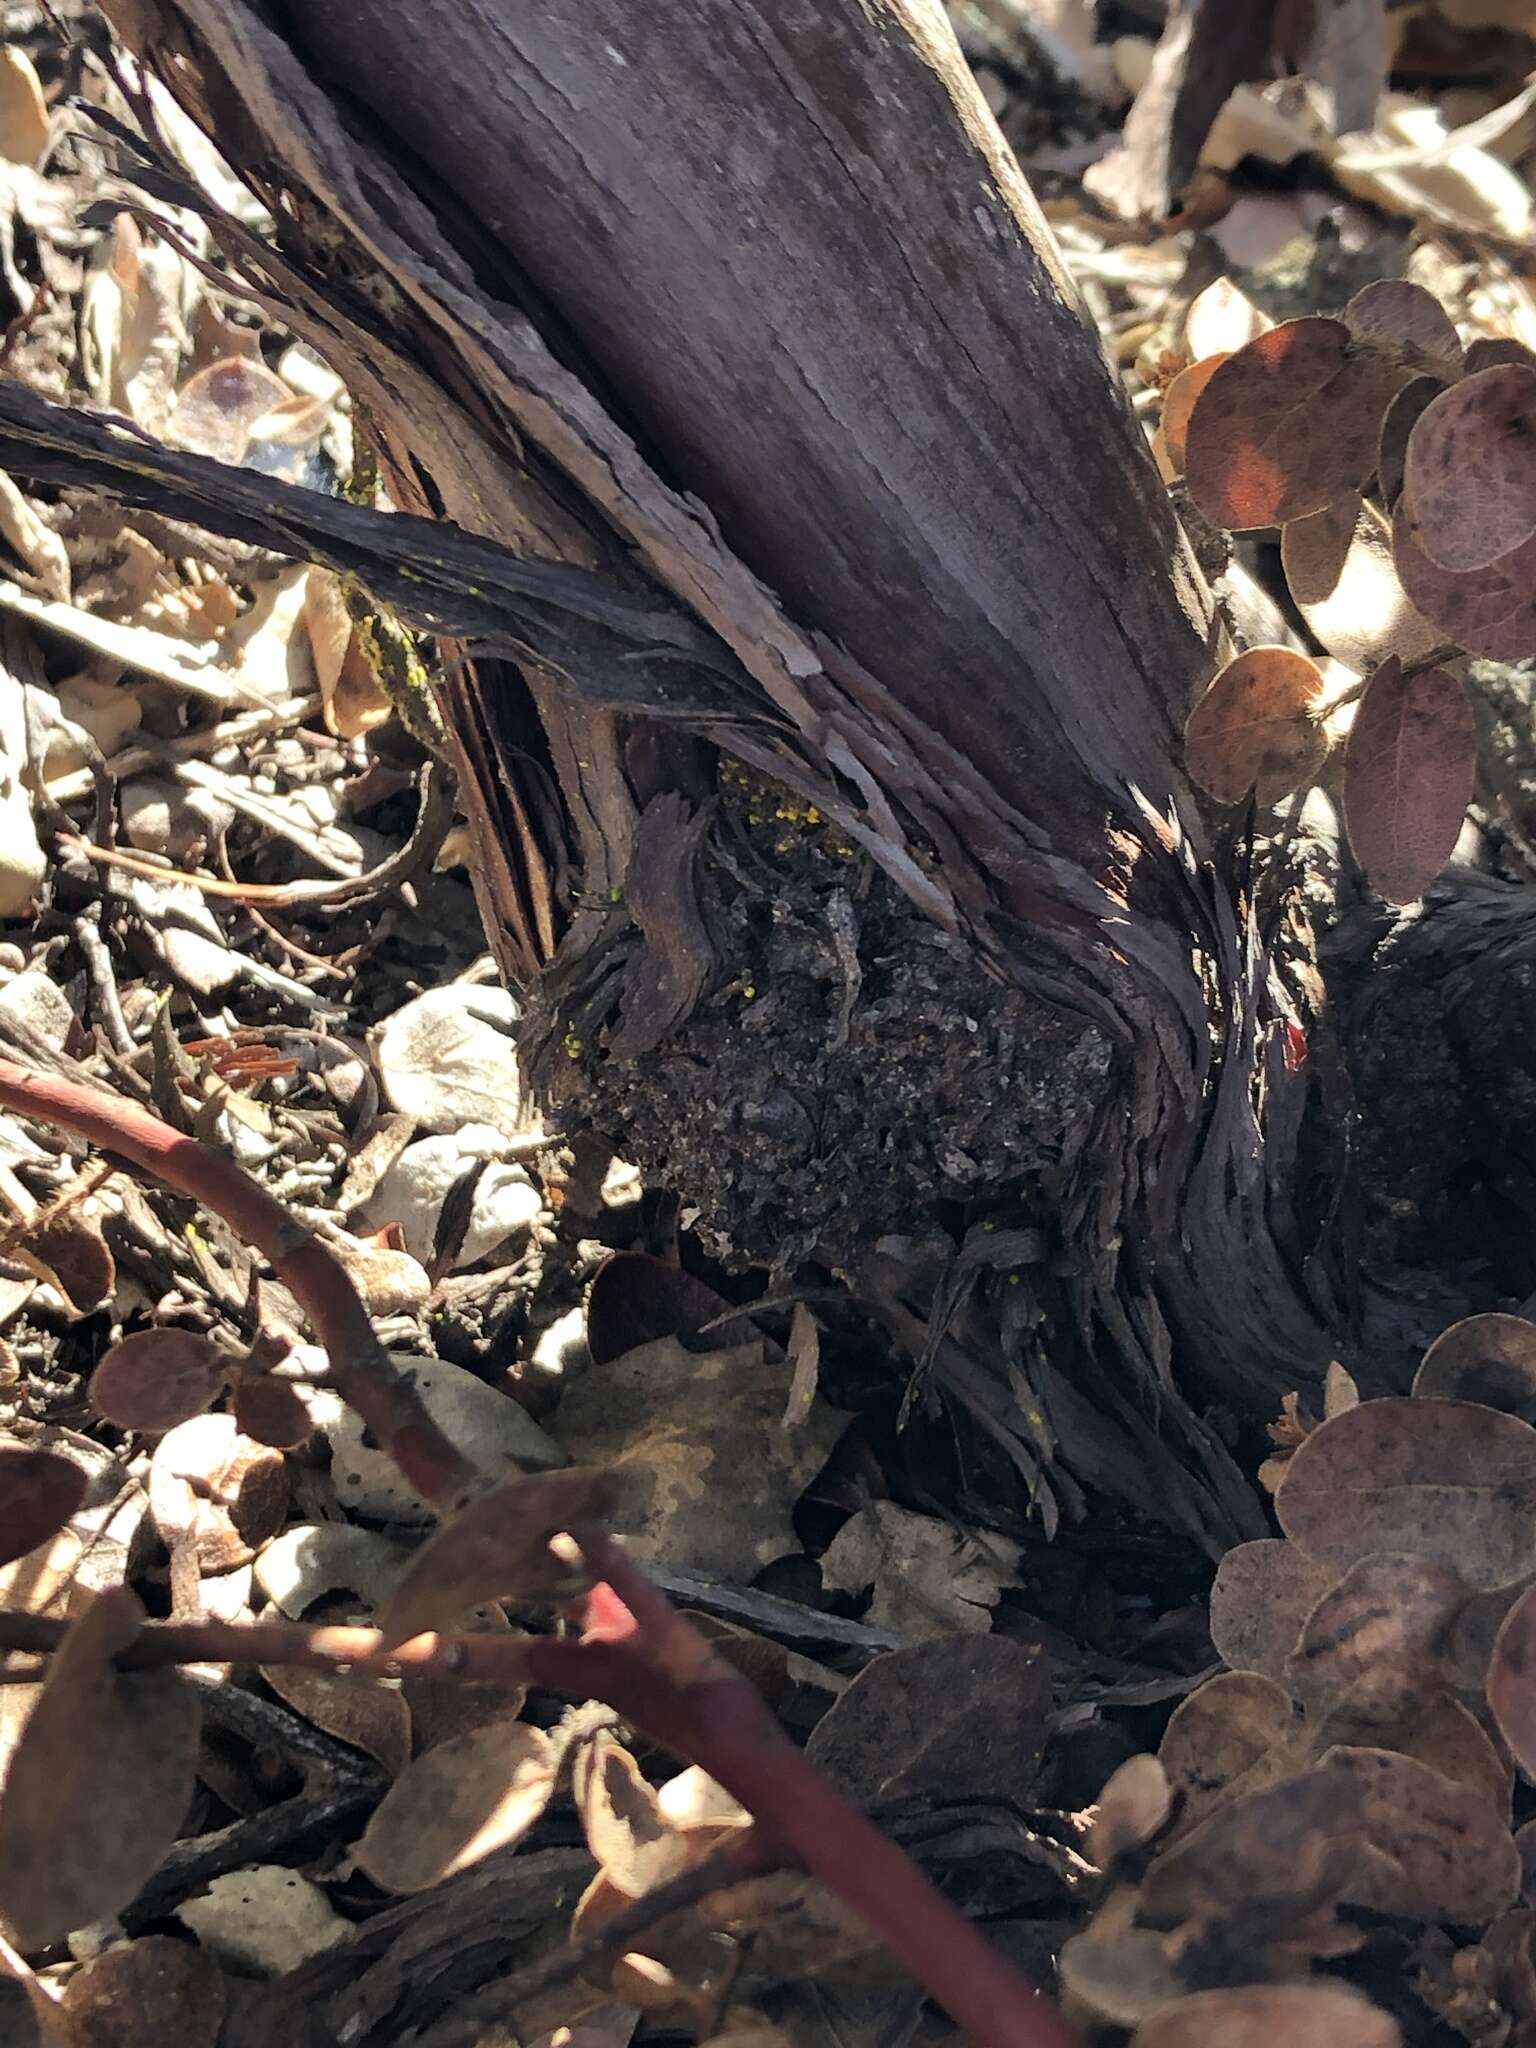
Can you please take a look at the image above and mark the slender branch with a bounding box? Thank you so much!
[0,1057,1076,2048]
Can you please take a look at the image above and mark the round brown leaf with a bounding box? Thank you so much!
[1284,1551,1469,1715]
[148,1414,288,1573]
[1343,657,1474,904]
[1415,1314,1536,1418]
[0,1586,200,1949]
[1487,1580,1536,1775]
[1281,497,1439,673]
[1131,1983,1399,2048]
[375,1467,625,1651]
[1085,1753,1172,1869]
[353,1719,555,1893]
[1403,364,1536,572]
[1160,352,1230,475]
[1209,1537,1339,1684]
[1277,1396,1536,1590]
[259,1665,412,1778]
[23,1212,114,1317]
[1316,1745,1520,1923]
[1344,279,1463,383]
[1377,377,1439,511]
[1392,495,1536,659]
[61,1936,226,2048]
[1058,1927,1182,2028]
[1183,646,1326,805]
[0,1447,85,1568]
[1157,1671,1297,1838]
[1184,317,1410,529]
[91,1330,224,1434]
[1332,1692,1512,1820]
[231,1373,314,1450]
[1465,338,1536,376]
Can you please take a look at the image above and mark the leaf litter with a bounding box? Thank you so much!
[1,7,1536,2047]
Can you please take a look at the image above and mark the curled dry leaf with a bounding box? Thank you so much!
[60,1936,226,2048]
[1157,1671,1297,1837]
[804,1636,1052,1811]
[1183,646,1326,805]
[1130,1982,1400,2048]
[90,1329,224,1434]
[1343,279,1463,384]
[1403,364,1536,572]
[1316,1745,1520,1923]
[1277,1396,1536,1589]
[20,1210,114,1317]
[165,357,292,466]
[302,569,392,741]
[259,1665,412,1778]
[1183,317,1410,529]
[0,1586,200,1950]
[1486,1579,1536,1776]
[1087,1753,1172,1870]
[1284,1551,1469,1716]
[1392,498,1536,660]
[1343,659,1474,904]
[374,1467,624,1651]
[148,1414,288,1573]
[1281,497,1439,674]
[0,1446,86,1568]
[354,1719,556,1893]
[1160,353,1229,475]
[578,1733,694,1899]
[230,1373,314,1450]
[1208,1537,1339,1684]
[1059,1925,1183,2028]
[1414,1313,1536,1417]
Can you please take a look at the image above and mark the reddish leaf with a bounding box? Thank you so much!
[0,1587,200,1948]
[90,1329,224,1434]
[231,1373,314,1450]
[1160,352,1230,474]
[1403,364,1536,572]
[1392,497,1536,661]
[1343,657,1473,902]
[0,1447,85,1568]
[1376,376,1439,511]
[1343,279,1462,383]
[1184,317,1410,529]
[1183,646,1326,805]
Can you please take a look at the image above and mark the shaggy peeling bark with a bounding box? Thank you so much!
[94,0,1333,1544]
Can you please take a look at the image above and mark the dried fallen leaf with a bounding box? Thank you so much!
[1059,1924,1183,2028]
[1184,317,1410,529]
[1318,1744,1520,1922]
[1086,1753,1172,1869]
[577,1733,692,1899]
[1157,1671,1298,1836]
[805,1636,1051,1810]
[1392,497,1536,660]
[61,1936,226,2048]
[375,1467,623,1651]
[1403,364,1536,572]
[1376,376,1440,510]
[1208,1537,1338,1683]
[1281,497,1438,674]
[1415,1313,1536,1417]
[260,1665,412,1778]
[0,1447,86,1567]
[1284,1551,1469,1716]
[1277,1397,1536,1589]
[1487,1580,1536,1776]
[90,1329,224,1434]
[148,1414,288,1573]
[1340,1691,1512,1819]
[0,49,48,166]
[1343,658,1474,902]
[165,357,293,466]
[1131,1982,1399,2048]
[19,1209,114,1318]
[1183,646,1326,804]
[0,1586,199,1949]
[353,1719,556,1893]
[302,569,391,740]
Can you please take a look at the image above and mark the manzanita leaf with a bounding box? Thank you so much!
[353,1720,555,1893]
[1343,279,1462,383]
[1183,646,1326,805]
[1343,657,1473,903]
[1415,1313,1536,1417]
[1392,497,1536,661]
[0,1447,86,1568]
[90,1328,224,1434]
[1403,363,1536,572]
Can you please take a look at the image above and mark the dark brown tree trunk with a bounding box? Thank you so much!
[101,0,1333,1548]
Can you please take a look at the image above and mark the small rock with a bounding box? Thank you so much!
[371,985,526,1138]
[255,1521,412,1618]
[177,1866,347,1975]
[0,966,77,1048]
[360,1131,542,1267]
[326,1355,565,1524]
[119,773,235,861]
